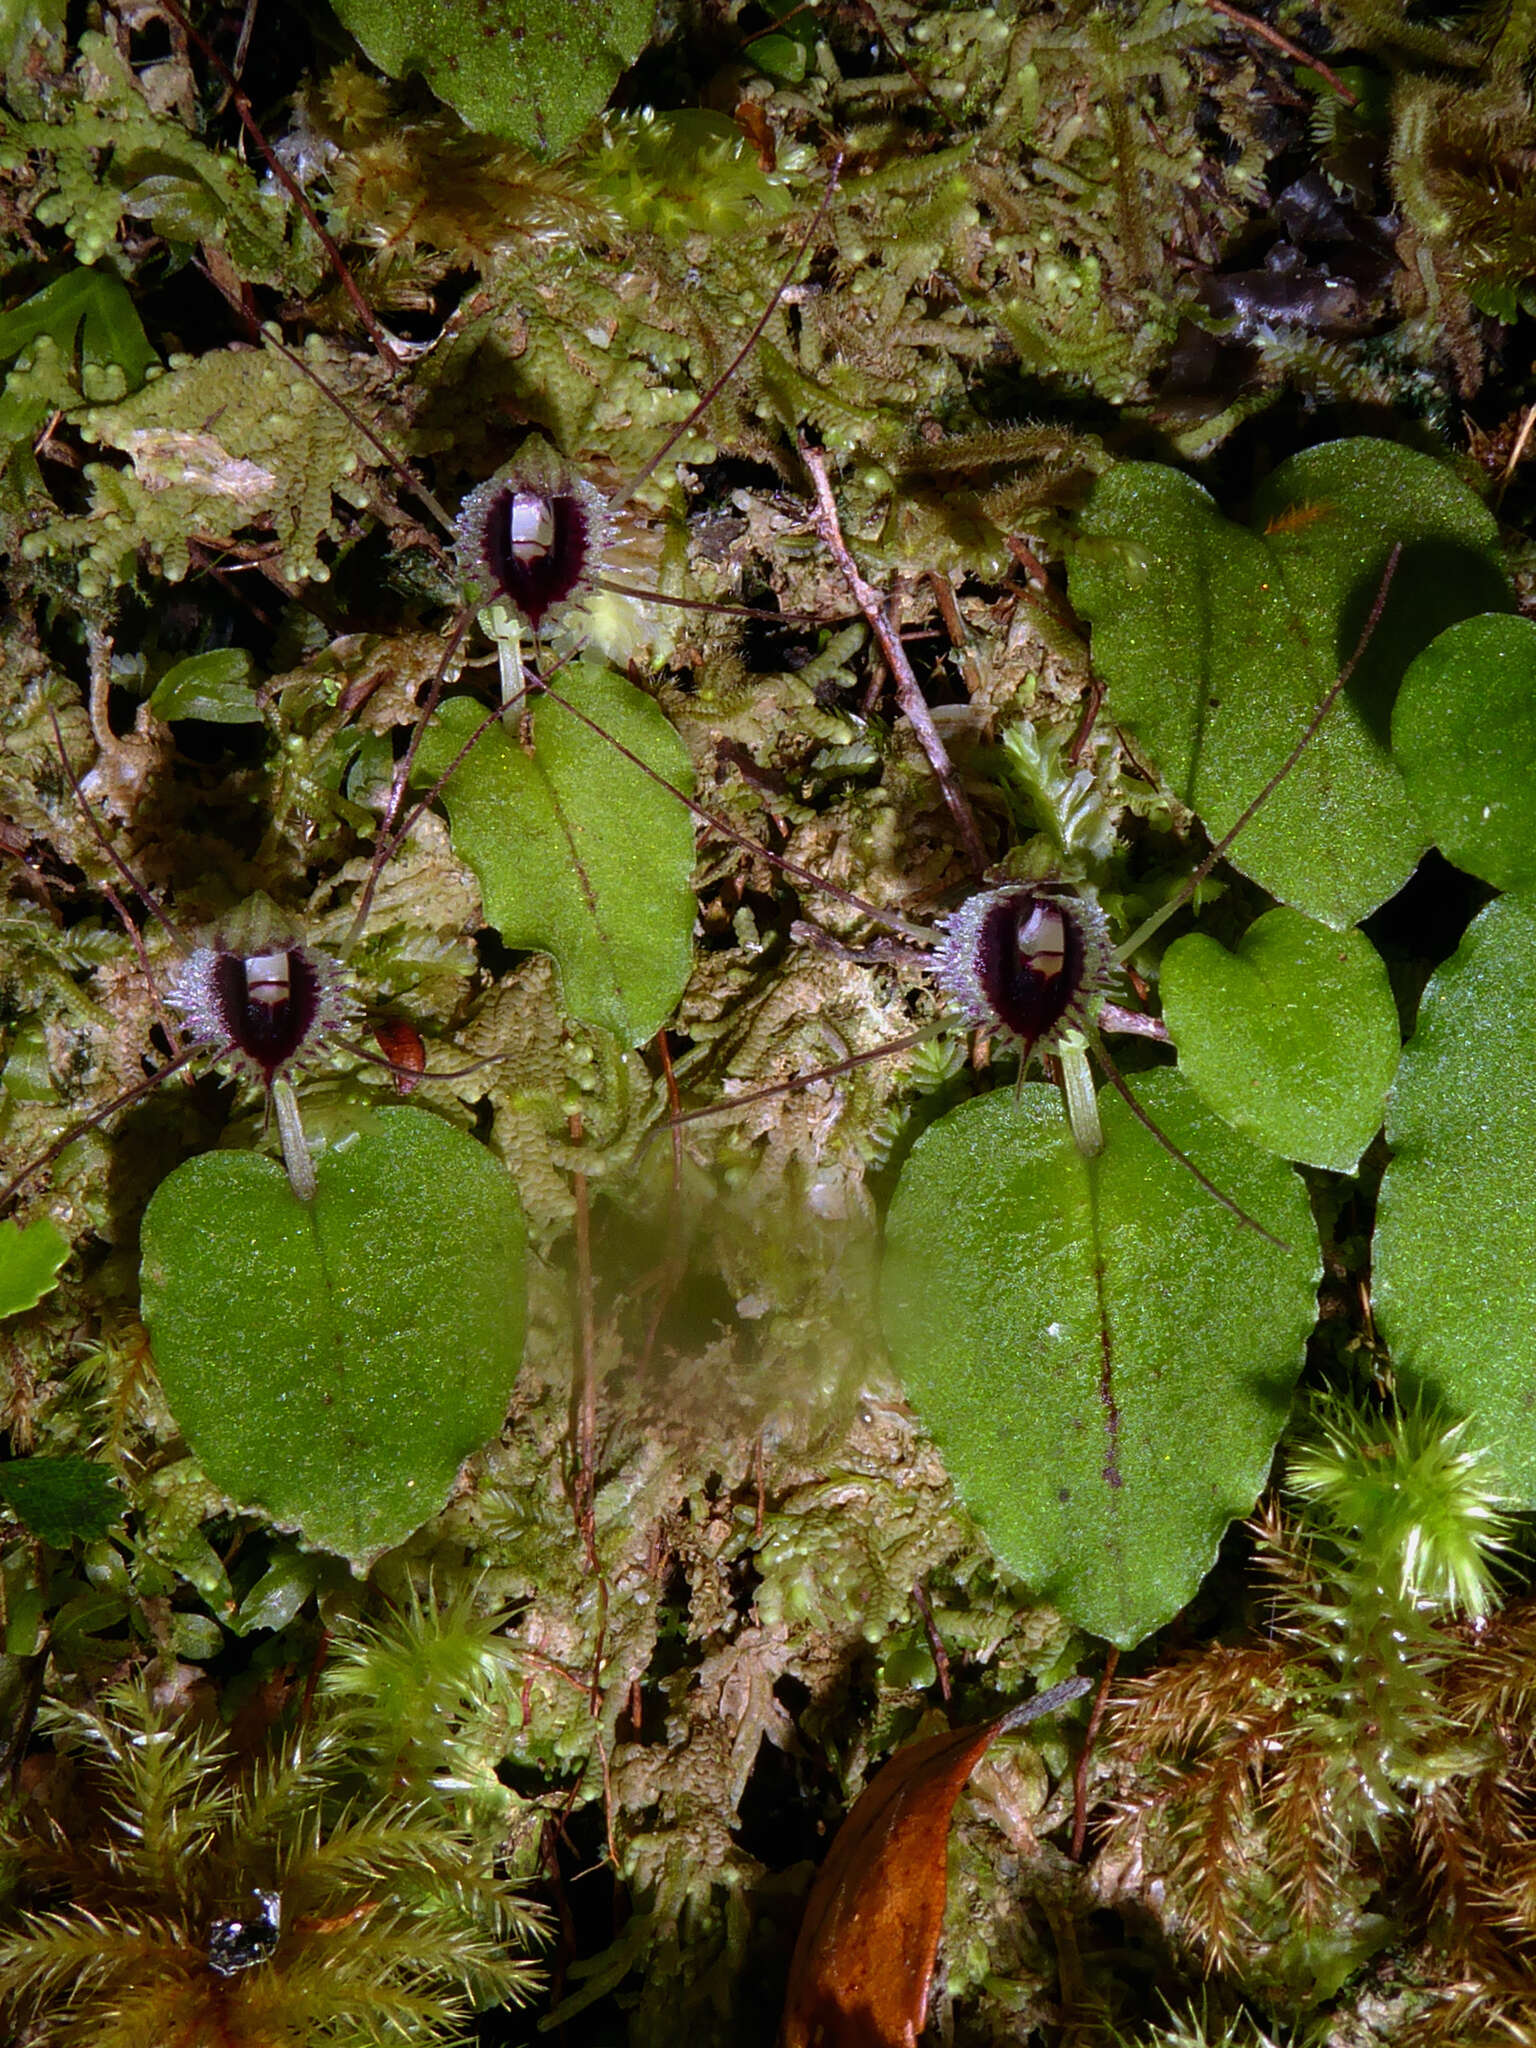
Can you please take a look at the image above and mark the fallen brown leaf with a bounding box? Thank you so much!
[779,1674,1090,2048]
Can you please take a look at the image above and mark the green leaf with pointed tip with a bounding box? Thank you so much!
[330,0,656,153]
[139,1108,526,1566]
[147,648,263,724]
[880,1077,1318,1647]
[1393,613,1536,893]
[1375,893,1536,1503]
[1070,440,1510,928]
[231,1549,325,1636]
[0,1456,120,1547]
[416,666,696,1047]
[1161,907,1399,1171]
[0,1215,70,1317]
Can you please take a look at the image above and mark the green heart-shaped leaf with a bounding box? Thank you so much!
[880,1077,1318,1647]
[1070,439,1510,928]
[1375,892,1536,1503]
[139,1108,527,1566]
[1393,613,1536,893]
[416,664,697,1047]
[1161,907,1399,1171]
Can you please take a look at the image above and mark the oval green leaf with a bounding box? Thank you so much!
[1393,613,1536,892]
[1070,440,1510,928]
[1375,893,1536,1502]
[231,1548,326,1636]
[1161,907,1400,1171]
[415,665,696,1047]
[880,1077,1318,1647]
[139,1108,527,1566]
[147,647,263,724]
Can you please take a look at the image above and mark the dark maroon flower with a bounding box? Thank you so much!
[454,437,613,631]
[167,937,353,1087]
[934,884,1114,1055]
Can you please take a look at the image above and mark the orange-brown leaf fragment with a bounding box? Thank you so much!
[779,1676,1088,2048]
[374,1019,426,1094]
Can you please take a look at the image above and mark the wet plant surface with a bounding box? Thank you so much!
[2,2,1536,2044]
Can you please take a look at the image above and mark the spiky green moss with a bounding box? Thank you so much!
[1103,1389,1528,2033]
[0,1668,547,2047]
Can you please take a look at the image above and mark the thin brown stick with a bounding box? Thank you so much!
[159,0,402,364]
[337,1038,501,1086]
[1494,402,1536,511]
[1065,677,1103,767]
[799,439,988,873]
[1092,1035,1289,1250]
[345,612,473,951]
[1071,1646,1118,1860]
[534,678,933,942]
[596,578,831,626]
[849,0,949,115]
[0,1642,48,1789]
[586,1574,610,1718]
[806,447,987,865]
[1181,542,1403,884]
[654,1030,684,1194]
[49,711,186,956]
[662,1026,941,1134]
[226,316,456,545]
[232,0,259,77]
[1198,0,1359,106]
[910,1580,952,1703]
[0,1041,215,1215]
[609,151,844,514]
[101,882,182,1056]
[593,1729,621,1871]
[187,241,457,549]
[1004,534,1086,645]
[926,569,982,698]
[568,1110,599,1572]
[297,1621,330,1729]
[634,1033,689,1375]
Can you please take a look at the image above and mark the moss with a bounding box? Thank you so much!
[0,1665,547,2044]
[3,0,1536,2038]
